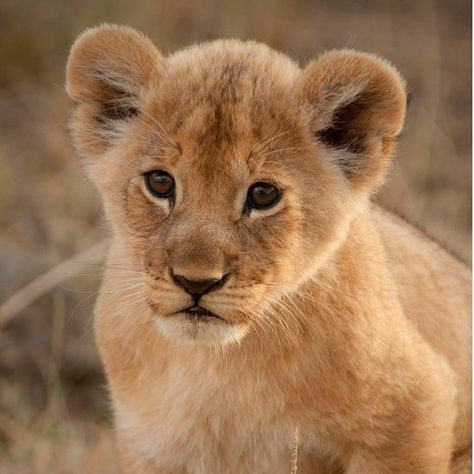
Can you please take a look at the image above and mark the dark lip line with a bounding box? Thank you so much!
[179,305,223,321]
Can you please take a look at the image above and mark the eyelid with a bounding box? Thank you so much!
[140,166,172,176]
[138,153,174,174]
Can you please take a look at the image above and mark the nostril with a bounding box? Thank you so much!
[171,271,230,297]
[216,272,230,289]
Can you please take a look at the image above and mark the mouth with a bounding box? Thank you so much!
[154,302,248,344]
[180,305,224,321]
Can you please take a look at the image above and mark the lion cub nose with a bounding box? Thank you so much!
[171,272,229,299]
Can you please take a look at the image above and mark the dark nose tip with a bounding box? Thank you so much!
[171,272,229,299]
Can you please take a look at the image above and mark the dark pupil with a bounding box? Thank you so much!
[148,172,174,197]
[249,183,279,209]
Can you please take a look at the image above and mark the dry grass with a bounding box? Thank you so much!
[0,0,470,471]
[0,379,117,474]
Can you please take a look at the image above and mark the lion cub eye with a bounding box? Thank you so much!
[246,182,281,211]
[144,170,175,199]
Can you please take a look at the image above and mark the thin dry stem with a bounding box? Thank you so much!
[0,239,109,330]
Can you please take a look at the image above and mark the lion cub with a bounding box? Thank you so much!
[66,25,471,473]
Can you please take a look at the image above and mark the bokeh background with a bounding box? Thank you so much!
[0,0,471,472]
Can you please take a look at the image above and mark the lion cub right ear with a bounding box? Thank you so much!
[298,50,407,195]
[66,24,163,158]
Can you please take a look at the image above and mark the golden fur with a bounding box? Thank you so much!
[66,25,471,473]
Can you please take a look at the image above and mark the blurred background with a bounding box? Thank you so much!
[0,0,471,472]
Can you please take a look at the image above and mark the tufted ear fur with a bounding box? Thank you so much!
[299,50,407,194]
[66,24,163,158]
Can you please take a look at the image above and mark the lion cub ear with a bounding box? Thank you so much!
[299,50,407,194]
[66,24,163,158]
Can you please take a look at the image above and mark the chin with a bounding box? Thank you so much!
[154,312,249,346]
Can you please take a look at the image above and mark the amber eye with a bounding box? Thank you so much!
[246,182,281,211]
[144,170,175,199]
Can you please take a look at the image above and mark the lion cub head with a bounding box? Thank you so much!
[66,25,406,345]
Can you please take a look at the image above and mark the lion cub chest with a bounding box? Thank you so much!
[112,351,328,473]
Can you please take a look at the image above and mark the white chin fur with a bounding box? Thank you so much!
[154,313,249,346]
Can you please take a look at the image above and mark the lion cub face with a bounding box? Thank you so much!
[67,26,406,345]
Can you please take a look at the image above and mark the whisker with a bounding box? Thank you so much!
[140,110,180,152]
[248,130,289,159]
[259,145,311,158]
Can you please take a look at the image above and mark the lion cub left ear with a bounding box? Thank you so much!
[66,24,163,158]
[298,50,407,194]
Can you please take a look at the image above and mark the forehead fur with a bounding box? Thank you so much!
[167,39,299,85]
[147,40,303,155]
